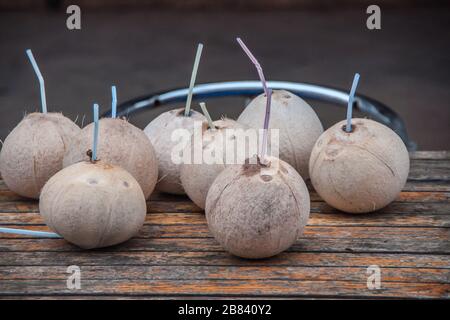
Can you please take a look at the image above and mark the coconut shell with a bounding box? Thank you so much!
[180,118,246,209]
[63,118,158,199]
[0,112,80,199]
[205,156,310,259]
[309,118,410,213]
[39,161,146,249]
[144,108,207,194]
[237,90,323,179]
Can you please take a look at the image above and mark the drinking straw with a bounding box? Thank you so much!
[111,85,117,118]
[92,103,99,161]
[26,49,47,114]
[346,73,360,132]
[0,227,61,238]
[184,43,204,116]
[199,102,216,130]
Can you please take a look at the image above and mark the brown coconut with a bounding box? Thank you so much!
[238,90,323,178]
[144,108,207,194]
[39,161,146,249]
[0,112,80,199]
[180,118,246,209]
[63,118,158,199]
[205,155,310,259]
[309,118,410,213]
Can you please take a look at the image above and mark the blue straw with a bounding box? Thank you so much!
[92,103,99,161]
[0,227,61,238]
[346,73,360,132]
[111,85,117,118]
[26,49,47,114]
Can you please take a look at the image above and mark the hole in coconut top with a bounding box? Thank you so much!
[261,175,273,182]
[87,178,98,185]
[123,181,129,187]
[341,124,356,133]
[175,108,194,117]
[283,94,291,99]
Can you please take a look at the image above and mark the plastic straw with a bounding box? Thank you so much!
[346,73,360,132]
[236,38,272,161]
[199,102,215,130]
[92,103,99,161]
[0,227,61,238]
[111,85,117,118]
[184,43,204,116]
[26,49,47,113]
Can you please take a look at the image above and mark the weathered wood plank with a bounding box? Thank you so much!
[0,225,448,254]
[0,251,448,268]
[2,189,450,204]
[0,199,448,215]
[0,265,447,284]
[410,151,450,160]
[1,210,449,228]
[0,279,447,299]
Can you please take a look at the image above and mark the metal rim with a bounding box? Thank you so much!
[104,80,416,151]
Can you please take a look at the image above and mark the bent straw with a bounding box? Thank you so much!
[260,88,272,161]
[184,43,204,117]
[236,37,272,161]
[0,227,61,238]
[26,49,47,113]
[111,85,117,118]
[92,103,99,161]
[236,38,269,95]
[346,73,360,132]
[199,102,216,130]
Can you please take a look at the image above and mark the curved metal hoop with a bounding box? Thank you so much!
[103,80,416,151]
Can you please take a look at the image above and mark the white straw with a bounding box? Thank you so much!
[184,43,204,117]
[346,73,360,132]
[199,102,216,130]
[26,49,47,113]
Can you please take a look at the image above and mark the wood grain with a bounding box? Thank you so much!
[0,151,448,299]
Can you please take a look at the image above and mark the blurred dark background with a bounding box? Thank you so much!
[1,0,449,150]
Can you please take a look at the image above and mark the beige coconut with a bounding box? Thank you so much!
[237,90,323,179]
[309,118,410,213]
[63,118,158,199]
[180,118,246,209]
[39,161,146,249]
[205,155,310,259]
[0,112,80,199]
[144,108,207,194]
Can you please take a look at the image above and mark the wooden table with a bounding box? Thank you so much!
[0,151,448,299]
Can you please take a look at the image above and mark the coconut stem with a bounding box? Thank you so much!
[199,102,216,130]
[184,43,204,117]
[26,49,47,114]
[236,37,272,163]
[111,85,117,118]
[0,227,61,238]
[346,73,360,133]
[92,103,100,161]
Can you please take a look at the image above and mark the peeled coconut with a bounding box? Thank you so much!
[238,90,323,178]
[180,118,246,209]
[39,160,146,249]
[144,108,207,194]
[0,112,80,199]
[63,117,158,199]
[309,118,410,213]
[205,155,310,259]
